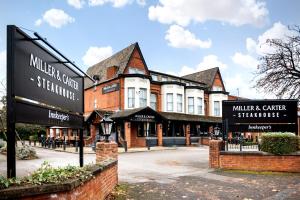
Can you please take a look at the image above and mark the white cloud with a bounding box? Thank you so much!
[232,52,258,69]
[88,0,131,8]
[148,0,268,27]
[175,55,227,76]
[224,73,275,99]
[165,25,212,49]
[36,9,75,28]
[67,0,85,9]
[255,22,295,55]
[35,19,43,26]
[0,50,6,79]
[246,37,257,53]
[231,22,292,70]
[82,46,113,66]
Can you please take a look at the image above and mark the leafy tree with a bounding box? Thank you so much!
[255,26,300,99]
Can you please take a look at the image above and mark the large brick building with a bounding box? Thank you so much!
[83,42,233,148]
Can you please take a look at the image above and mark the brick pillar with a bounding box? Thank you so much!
[157,123,163,146]
[46,128,50,138]
[209,140,223,168]
[96,141,118,163]
[185,124,190,146]
[124,122,131,148]
[90,124,96,141]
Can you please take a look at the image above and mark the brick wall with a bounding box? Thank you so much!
[124,48,149,75]
[199,137,210,145]
[219,153,300,172]
[185,124,191,146]
[157,123,163,146]
[96,142,118,163]
[84,79,121,113]
[150,83,162,111]
[209,140,300,172]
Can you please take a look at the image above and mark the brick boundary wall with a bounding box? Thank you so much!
[209,140,300,173]
[199,137,210,146]
[1,142,119,200]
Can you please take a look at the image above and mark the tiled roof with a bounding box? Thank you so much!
[84,43,137,88]
[182,67,219,89]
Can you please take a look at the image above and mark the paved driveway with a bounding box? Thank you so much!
[1,146,300,199]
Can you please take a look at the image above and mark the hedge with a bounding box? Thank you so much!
[260,132,298,155]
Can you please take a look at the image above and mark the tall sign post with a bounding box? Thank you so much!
[222,100,298,134]
[6,25,92,178]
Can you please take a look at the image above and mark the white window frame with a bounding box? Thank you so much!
[177,94,183,112]
[214,101,220,116]
[128,87,135,108]
[167,93,173,111]
[139,88,147,107]
[150,93,157,110]
[197,97,203,115]
[188,97,194,114]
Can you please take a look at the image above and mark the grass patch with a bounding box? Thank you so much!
[107,183,129,200]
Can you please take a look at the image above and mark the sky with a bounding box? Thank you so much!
[0,0,300,99]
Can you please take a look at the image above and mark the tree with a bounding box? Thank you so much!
[255,26,300,100]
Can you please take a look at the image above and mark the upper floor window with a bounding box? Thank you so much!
[177,94,183,112]
[167,93,173,111]
[212,86,223,91]
[128,67,145,75]
[151,75,158,81]
[161,77,167,82]
[139,88,147,107]
[150,93,157,110]
[188,97,194,114]
[214,101,220,116]
[128,87,135,108]
[197,97,203,115]
[94,99,97,109]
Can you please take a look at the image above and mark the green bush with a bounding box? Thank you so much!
[16,145,37,160]
[0,161,94,189]
[260,132,298,155]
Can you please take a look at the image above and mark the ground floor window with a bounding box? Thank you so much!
[137,122,156,137]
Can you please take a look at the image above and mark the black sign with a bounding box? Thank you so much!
[222,100,298,132]
[102,83,119,94]
[15,101,83,128]
[131,114,156,122]
[12,26,83,114]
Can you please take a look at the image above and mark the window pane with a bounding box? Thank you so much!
[167,93,173,111]
[139,88,147,107]
[151,75,158,81]
[150,93,157,110]
[177,94,182,112]
[197,97,203,115]
[128,87,135,108]
[214,101,220,116]
[188,97,194,114]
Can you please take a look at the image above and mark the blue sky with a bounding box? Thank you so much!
[0,0,300,99]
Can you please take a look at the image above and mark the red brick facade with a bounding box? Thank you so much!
[96,142,118,163]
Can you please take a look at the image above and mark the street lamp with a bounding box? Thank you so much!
[100,113,113,142]
[213,126,220,139]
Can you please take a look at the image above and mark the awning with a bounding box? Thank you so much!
[159,112,222,123]
[110,107,166,122]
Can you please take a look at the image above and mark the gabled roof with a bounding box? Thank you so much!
[85,109,113,123]
[84,42,142,88]
[182,67,219,90]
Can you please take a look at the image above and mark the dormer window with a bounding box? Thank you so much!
[161,77,167,82]
[128,67,145,74]
[212,86,223,91]
[151,74,158,81]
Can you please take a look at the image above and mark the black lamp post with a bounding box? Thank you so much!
[213,126,220,140]
[100,113,113,142]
